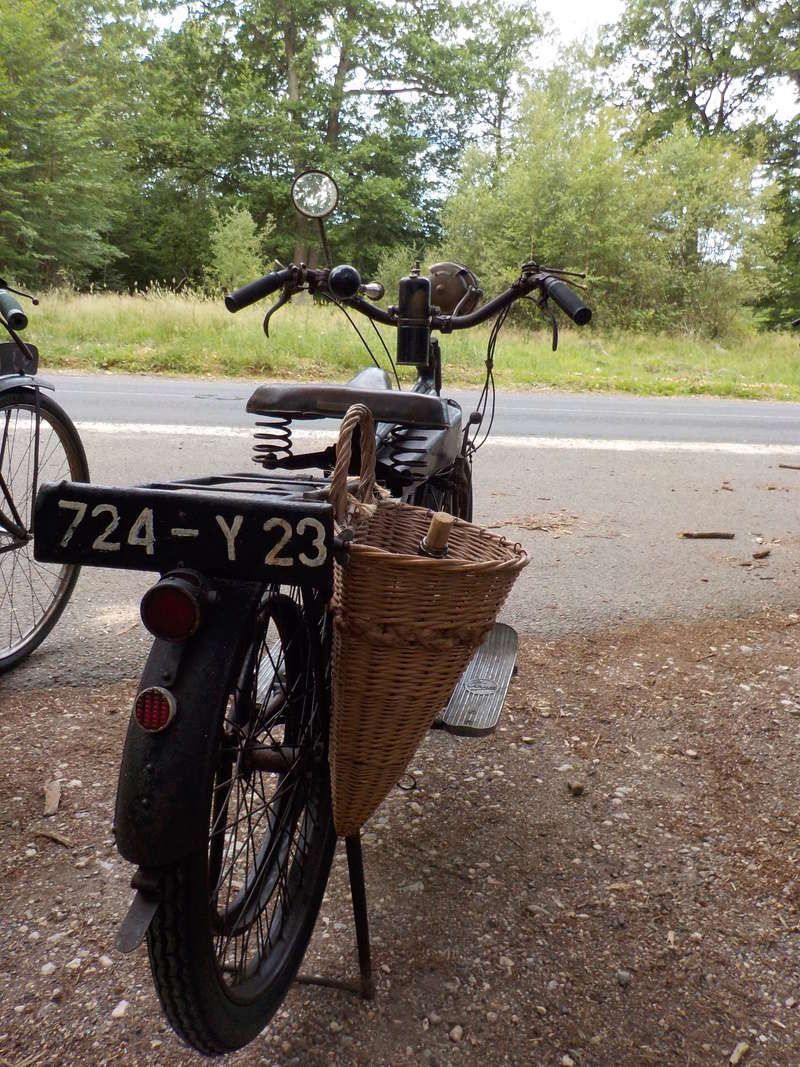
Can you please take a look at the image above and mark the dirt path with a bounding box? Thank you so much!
[2,609,799,1066]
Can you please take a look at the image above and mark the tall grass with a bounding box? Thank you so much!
[28,288,800,399]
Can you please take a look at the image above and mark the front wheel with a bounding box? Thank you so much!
[409,455,473,522]
[146,592,336,1055]
[0,387,89,672]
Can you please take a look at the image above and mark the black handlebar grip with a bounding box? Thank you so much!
[542,277,592,326]
[224,269,292,313]
[0,289,28,331]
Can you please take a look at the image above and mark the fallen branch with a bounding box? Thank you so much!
[680,531,735,540]
[33,828,73,848]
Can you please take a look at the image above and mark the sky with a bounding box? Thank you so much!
[541,0,624,48]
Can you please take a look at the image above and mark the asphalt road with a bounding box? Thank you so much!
[4,377,800,691]
[43,371,800,446]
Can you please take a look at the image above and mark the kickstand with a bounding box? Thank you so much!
[296,831,375,999]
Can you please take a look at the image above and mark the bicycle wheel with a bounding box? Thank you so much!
[146,591,337,1055]
[410,455,473,521]
[0,387,89,672]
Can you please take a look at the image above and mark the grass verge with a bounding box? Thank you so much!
[26,289,800,399]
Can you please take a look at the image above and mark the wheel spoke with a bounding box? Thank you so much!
[0,392,85,670]
[204,594,329,989]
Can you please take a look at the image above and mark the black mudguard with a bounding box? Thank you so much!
[113,578,262,868]
[0,372,52,393]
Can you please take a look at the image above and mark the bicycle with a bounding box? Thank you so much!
[34,169,591,1054]
[0,280,89,672]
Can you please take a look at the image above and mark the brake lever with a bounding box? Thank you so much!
[262,285,294,338]
[522,260,586,281]
[0,278,39,304]
[536,295,559,351]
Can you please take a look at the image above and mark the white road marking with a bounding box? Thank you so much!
[75,421,800,456]
[488,435,800,455]
[76,421,254,438]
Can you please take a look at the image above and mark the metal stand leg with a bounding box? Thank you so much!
[296,830,375,999]
[345,831,375,999]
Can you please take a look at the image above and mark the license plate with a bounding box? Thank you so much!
[34,481,334,591]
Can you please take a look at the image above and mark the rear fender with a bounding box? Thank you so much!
[113,578,261,867]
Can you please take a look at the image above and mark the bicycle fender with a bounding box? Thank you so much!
[113,579,261,868]
[0,374,54,393]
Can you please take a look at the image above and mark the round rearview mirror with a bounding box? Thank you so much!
[291,170,339,219]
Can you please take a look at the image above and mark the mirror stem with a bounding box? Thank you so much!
[317,218,332,268]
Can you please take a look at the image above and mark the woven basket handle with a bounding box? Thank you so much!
[328,403,377,523]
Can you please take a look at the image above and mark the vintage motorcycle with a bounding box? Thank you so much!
[34,170,591,1054]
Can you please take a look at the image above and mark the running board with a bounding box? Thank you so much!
[434,623,518,737]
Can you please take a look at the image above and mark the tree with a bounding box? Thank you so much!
[461,0,543,182]
[205,206,272,291]
[595,0,797,326]
[442,71,773,334]
[0,0,148,286]
[598,0,782,141]
[106,0,545,286]
[757,114,800,326]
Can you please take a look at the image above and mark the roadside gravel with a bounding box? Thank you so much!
[2,608,799,1066]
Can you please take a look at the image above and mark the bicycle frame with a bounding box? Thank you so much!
[0,335,48,547]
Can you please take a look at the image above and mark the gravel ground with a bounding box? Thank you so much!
[2,608,800,1066]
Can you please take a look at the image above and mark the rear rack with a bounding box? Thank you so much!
[142,471,333,501]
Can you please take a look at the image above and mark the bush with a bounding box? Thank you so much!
[204,207,274,293]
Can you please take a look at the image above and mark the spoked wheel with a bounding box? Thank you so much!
[0,387,89,672]
[410,455,473,521]
[146,591,337,1055]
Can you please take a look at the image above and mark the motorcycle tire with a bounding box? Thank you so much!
[145,590,336,1054]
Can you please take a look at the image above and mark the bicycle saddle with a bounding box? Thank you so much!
[247,379,453,429]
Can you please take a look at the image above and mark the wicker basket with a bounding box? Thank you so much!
[328,404,528,836]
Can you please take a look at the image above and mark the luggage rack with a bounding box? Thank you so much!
[143,470,334,501]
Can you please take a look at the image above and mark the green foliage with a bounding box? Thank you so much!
[33,289,800,399]
[0,0,796,335]
[598,0,781,141]
[204,207,273,292]
[757,115,800,327]
[442,73,772,335]
[0,0,142,286]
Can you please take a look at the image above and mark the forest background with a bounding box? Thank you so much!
[0,0,798,346]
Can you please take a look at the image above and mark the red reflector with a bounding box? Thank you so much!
[140,582,201,642]
[134,687,176,732]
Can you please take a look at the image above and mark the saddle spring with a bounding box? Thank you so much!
[252,414,294,468]
[384,426,429,475]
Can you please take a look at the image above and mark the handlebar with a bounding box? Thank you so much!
[224,263,592,332]
[225,269,293,312]
[348,272,591,332]
[0,289,28,332]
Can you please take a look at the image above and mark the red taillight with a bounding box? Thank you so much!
[134,687,176,732]
[140,574,201,642]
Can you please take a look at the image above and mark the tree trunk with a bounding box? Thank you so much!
[278,3,308,263]
[492,92,506,187]
[326,7,356,148]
